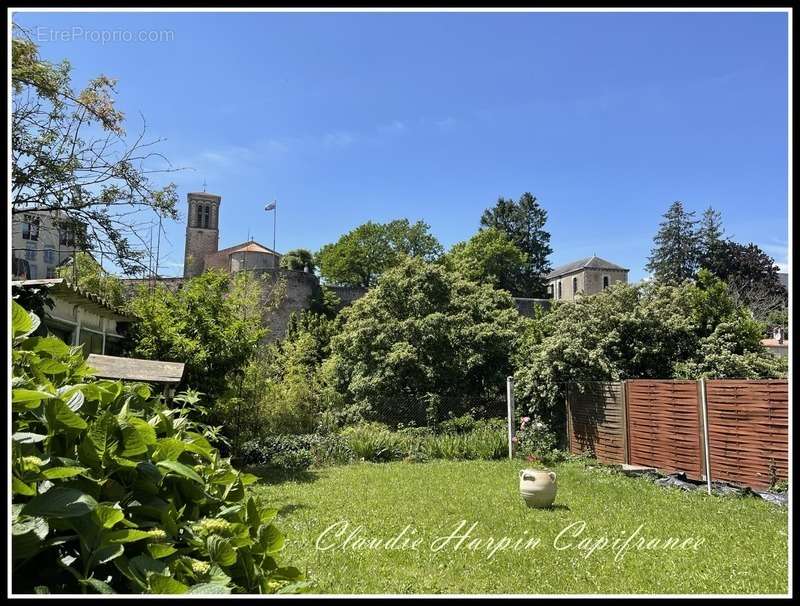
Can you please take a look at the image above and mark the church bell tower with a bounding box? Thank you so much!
[183,191,221,278]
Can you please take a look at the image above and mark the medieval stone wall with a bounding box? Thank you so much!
[255,269,320,340]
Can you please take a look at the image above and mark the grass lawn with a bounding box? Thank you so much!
[251,460,788,595]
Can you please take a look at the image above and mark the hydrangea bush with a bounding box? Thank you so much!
[11,301,309,595]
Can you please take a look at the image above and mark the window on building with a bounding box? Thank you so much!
[79,331,104,355]
[59,228,75,247]
[12,257,30,279]
[572,276,578,295]
[557,280,562,300]
[196,204,203,227]
[603,275,610,290]
[22,214,40,241]
[43,246,56,264]
[28,264,38,279]
[203,205,210,228]
[25,242,37,260]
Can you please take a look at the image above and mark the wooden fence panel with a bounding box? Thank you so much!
[705,380,788,490]
[626,380,705,479]
[566,382,626,464]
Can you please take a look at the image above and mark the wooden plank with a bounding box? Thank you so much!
[86,354,185,384]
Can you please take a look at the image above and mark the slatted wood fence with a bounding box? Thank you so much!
[566,382,627,464]
[705,380,788,489]
[565,379,788,490]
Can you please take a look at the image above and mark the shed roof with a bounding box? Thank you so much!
[11,278,135,321]
[546,256,629,279]
[86,354,185,384]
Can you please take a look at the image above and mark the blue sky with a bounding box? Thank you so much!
[14,10,790,280]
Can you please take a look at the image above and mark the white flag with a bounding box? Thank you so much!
[264,201,276,211]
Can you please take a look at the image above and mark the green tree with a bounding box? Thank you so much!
[127,270,269,399]
[646,201,701,283]
[328,257,526,424]
[239,309,345,437]
[56,252,125,308]
[280,248,316,273]
[316,219,442,288]
[479,192,552,297]
[12,26,178,275]
[703,240,786,323]
[697,206,725,270]
[384,218,444,260]
[444,227,527,292]
[514,272,786,428]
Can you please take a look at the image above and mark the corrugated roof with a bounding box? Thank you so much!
[546,255,629,279]
[11,278,135,321]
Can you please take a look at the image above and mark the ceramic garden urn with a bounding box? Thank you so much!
[519,469,557,508]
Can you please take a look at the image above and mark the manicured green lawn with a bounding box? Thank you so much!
[251,460,788,595]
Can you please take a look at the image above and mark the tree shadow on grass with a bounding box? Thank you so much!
[244,465,322,485]
[278,503,308,515]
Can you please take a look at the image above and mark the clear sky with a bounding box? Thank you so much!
[13,10,790,281]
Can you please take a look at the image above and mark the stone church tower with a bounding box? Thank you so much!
[183,191,221,278]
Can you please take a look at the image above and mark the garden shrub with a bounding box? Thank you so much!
[512,415,568,464]
[10,301,308,595]
[340,423,406,462]
[339,421,508,463]
[329,258,525,426]
[514,273,787,435]
[438,413,477,435]
[238,435,355,472]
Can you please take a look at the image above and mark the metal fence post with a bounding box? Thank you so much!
[698,378,712,495]
[621,380,630,465]
[506,376,515,460]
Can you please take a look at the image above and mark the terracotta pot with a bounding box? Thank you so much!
[519,468,557,508]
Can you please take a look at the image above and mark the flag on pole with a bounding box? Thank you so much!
[264,201,276,211]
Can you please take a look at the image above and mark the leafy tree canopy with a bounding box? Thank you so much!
[328,257,527,424]
[127,270,273,398]
[479,192,553,297]
[444,227,528,293]
[646,200,701,283]
[56,252,126,309]
[515,270,787,427]
[647,202,786,325]
[316,219,443,288]
[703,240,786,323]
[280,248,316,273]
[697,206,725,270]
